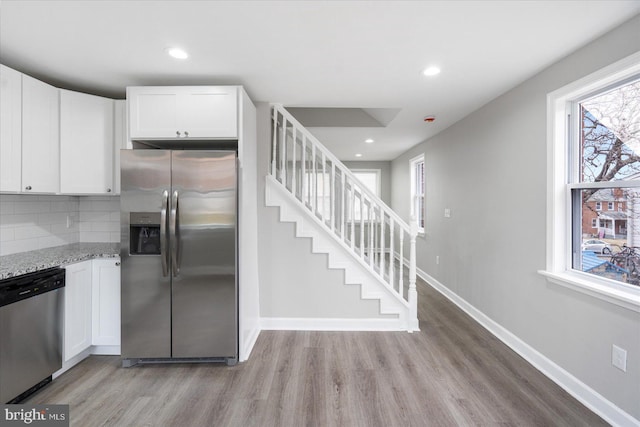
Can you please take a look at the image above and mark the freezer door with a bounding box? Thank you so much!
[120,150,172,359]
[170,150,237,358]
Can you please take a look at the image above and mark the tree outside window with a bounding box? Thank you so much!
[574,78,640,286]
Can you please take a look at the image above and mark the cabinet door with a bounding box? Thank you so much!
[0,65,22,192]
[22,74,59,193]
[91,258,121,346]
[127,86,238,139]
[128,87,180,139]
[178,86,237,138]
[60,90,114,194]
[64,261,93,361]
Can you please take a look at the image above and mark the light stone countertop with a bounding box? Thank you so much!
[0,242,120,280]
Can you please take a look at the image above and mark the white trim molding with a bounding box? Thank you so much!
[415,266,640,427]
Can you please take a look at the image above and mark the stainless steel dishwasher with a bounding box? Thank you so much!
[0,267,65,403]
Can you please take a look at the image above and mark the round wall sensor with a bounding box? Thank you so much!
[424,116,436,123]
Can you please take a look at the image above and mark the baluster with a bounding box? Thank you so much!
[331,162,336,233]
[373,206,378,267]
[350,180,355,250]
[292,127,297,198]
[380,213,385,279]
[322,152,327,222]
[369,201,374,268]
[340,172,346,241]
[390,220,395,291]
[271,108,278,176]
[399,231,405,298]
[360,191,365,257]
[280,117,287,184]
[311,144,316,214]
[301,136,307,206]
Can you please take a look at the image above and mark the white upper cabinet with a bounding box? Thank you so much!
[0,65,22,192]
[60,89,115,194]
[22,74,60,193]
[128,86,238,140]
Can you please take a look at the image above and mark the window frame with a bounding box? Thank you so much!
[541,51,640,312]
[410,154,425,234]
[349,168,382,222]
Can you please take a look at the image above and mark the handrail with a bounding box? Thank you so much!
[269,104,419,331]
[271,104,413,233]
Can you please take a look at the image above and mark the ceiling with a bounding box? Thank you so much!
[1,1,639,161]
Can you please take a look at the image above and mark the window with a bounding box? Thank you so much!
[352,170,380,197]
[543,52,640,311]
[410,155,425,232]
[350,169,381,221]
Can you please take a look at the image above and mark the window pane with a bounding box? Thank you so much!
[352,171,380,196]
[580,79,640,183]
[573,187,640,287]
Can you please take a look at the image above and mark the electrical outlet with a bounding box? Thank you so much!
[612,345,627,372]
[444,208,451,218]
[436,255,440,265]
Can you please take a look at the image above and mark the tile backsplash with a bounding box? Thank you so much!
[0,194,120,256]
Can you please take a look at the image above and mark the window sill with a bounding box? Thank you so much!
[538,270,640,312]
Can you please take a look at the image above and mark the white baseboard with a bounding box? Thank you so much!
[53,347,93,379]
[92,345,120,356]
[261,317,404,331]
[415,266,639,427]
[240,326,261,362]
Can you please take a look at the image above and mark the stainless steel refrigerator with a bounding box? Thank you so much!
[120,150,237,366]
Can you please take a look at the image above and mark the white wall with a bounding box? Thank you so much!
[0,194,120,256]
[390,15,640,421]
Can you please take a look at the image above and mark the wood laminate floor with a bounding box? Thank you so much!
[26,279,607,426]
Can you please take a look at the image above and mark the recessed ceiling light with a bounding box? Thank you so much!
[355,153,363,158]
[365,139,374,144]
[423,66,441,77]
[166,47,189,60]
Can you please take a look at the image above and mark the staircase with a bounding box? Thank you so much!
[265,105,419,332]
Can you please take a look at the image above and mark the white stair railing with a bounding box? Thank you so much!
[270,104,418,331]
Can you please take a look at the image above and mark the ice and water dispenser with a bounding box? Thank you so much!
[129,212,161,255]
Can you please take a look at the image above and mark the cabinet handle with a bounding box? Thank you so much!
[115,261,121,266]
[25,185,32,191]
[107,188,112,193]
[184,131,189,137]
[176,131,181,137]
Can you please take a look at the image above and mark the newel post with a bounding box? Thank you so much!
[408,220,419,332]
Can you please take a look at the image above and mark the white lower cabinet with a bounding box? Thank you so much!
[60,257,121,375]
[63,261,93,362]
[91,258,121,347]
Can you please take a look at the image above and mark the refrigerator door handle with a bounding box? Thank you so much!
[160,190,169,277]
[170,190,180,277]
